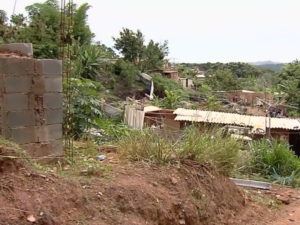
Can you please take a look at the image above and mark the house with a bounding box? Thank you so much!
[148,68,179,81]
[179,78,193,88]
[195,74,206,83]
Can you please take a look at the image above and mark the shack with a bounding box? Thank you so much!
[173,108,300,155]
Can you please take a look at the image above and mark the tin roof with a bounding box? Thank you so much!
[173,108,300,130]
[144,106,161,112]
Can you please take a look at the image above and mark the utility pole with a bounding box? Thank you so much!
[13,0,17,15]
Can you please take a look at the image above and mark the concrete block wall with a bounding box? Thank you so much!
[0,43,63,157]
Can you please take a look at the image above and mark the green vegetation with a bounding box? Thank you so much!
[118,126,242,176]
[1,1,300,190]
[247,139,300,187]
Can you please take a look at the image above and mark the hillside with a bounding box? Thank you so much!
[254,63,285,72]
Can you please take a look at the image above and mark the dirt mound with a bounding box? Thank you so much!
[0,146,29,173]
[0,153,251,225]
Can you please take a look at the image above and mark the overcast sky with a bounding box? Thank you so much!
[2,0,300,63]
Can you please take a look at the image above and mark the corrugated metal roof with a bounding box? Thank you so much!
[173,109,300,130]
[144,106,161,112]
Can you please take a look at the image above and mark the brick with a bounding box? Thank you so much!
[11,126,38,144]
[32,76,45,95]
[41,59,62,75]
[22,139,63,157]
[6,110,36,128]
[45,77,62,92]
[43,93,63,109]
[4,76,31,93]
[4,94,28,110]
[45,109,63,125]
[39,124,62,141]
[0,43,33,56]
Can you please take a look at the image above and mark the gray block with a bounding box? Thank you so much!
[42,59,62,75]
[43,93,63,109]
[22,139,63,157]
[39,124,62,141]
[4,94,28,110]
[32,76,45,95]
[4,76,31,93]
[0,43,33,56]
[6,110,36,127]
[45,109,63,125]
[11,126,38,144]
[24,58,35,75]
[45,77,62,92]
[0,58,24,75]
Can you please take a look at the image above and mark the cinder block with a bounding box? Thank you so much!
[11,126,38,144]
[0,43,33,56]
[4,76,31,93]
[32,76,45,95]
[43,93,63,109]
[45,77,62,92]
[6,110,36,127]
[24,58,35,75]
[4,94,28,110]
[39,124,62,141]
[22,139,63,157]
[45,109,63,125]
[42,59,62,75]
[1,58,24,75]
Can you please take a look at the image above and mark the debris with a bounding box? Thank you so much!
[27,215,36,223]
[98,155,106,161]
[179,219,186,225]
[64,165,70,171]
[276,195,291,205]
[52,167,57,173]
[171,177,178,185]
[230,178,271,190]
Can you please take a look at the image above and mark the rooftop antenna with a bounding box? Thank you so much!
[13,0,17,15]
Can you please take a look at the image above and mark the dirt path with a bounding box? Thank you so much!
[267,200,300,225]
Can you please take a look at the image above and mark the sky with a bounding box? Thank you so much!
[2,0,300,63]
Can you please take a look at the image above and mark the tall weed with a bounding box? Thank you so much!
[117,129,174,164]
[117,125,242,176]
[248,139,300,187]
[180,126,242,176]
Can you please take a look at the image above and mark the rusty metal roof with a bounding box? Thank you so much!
[173,108,300,130]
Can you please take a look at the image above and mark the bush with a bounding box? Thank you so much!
[179,126,242,176]
[248,139,300,186]
[117,129,173,164]
[67,78,103,139]
[117,125,242,176]
[150,73,187,98]
[114,59,138,87]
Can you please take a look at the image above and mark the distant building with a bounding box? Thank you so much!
[179,78,193,88]
[195,74,206,82]
[148,68,179,81]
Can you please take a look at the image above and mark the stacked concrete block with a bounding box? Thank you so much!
[0,43,63,157]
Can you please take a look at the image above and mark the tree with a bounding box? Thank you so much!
[113,28,145,64]
[278,60,300,112]
[113,60,137,87]
[205,69,242,91]
[72,3,94,45]
[141,40,169,70]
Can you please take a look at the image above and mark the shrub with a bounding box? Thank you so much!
[67,78,103,139]
[117,125,242,176]
[117,129,173,164]
[248,139,300,186]
[150,73,187,99]
[179,126,242,176]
